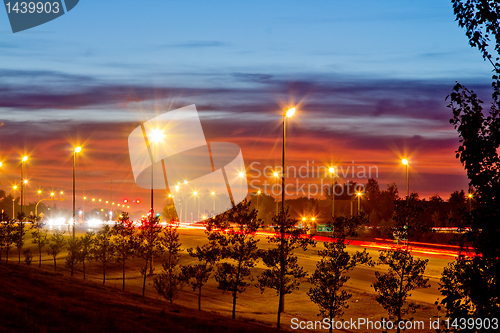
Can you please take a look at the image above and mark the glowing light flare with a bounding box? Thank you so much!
[74,147,82,153]
[402,159,408,165]
[22,156,28,162]
[149,128,165,144]
[285,107,295,118]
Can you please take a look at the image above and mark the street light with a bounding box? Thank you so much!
[356,192,362,214]
[402,159,409,198]
[329,167,336,218]
[21,155,28,217]
[274,171,279,215]
[278,106,295,316]
[12,185,18,219]
[149,128,165,214]
[468,193,473,211]
[73,146,81,240]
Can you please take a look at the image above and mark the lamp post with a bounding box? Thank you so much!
[357,192,362,214]
[148,128,165,215]
[468,193,473,211]
[402,159,409,198]
[256,190,261,217]
[329,167,335,218]
[20,156,27,217]
[278,106,295,321]
[274,171,279,215]
[73,146,81,240]
[12,185,18,219]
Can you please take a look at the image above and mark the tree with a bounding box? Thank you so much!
[154,222,182,303]
[112,212,135,290]
[439,257,498,328]
[135,212,163,296]
[65,237,81,276]
[372,249,430,332]
[162,204,178,223]
[392,196,429,243]
[47,230,66,271]
[308,215,372,333]
[0,219,16,261]
[14,221,27,264]
[441,1,500,320]
[31,228,48,268]
[92,225,115,285]
[181,243,219,311]
[208,200,263,319]
[77,232,95,280]
[257,208,315,329]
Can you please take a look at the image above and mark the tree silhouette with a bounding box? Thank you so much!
[208,200,263,319]
[31,228,48,268]
[154,222,182,303]
[308,214,372,333]
[112,212,134,290]
[134,212,163,296]
[372,249,430,333]
[182,243,219,311]
[257,208,315,329]
[47,230,66,271]
[78,232,95,280]
[93,225,115,285]
[440,1,500,321]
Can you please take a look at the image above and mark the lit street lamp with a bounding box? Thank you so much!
[149,128,165,214]
[402,159,409,198]
[468,193,473,211]
[357,192,362,214]
[21,155,28,217]
[329,167,336,218]
[278,106,295,317]
[73,146,81,240]
[274,171,279,215]
[12,185,18,219]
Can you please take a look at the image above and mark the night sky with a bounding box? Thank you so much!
[0,0,494,210]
